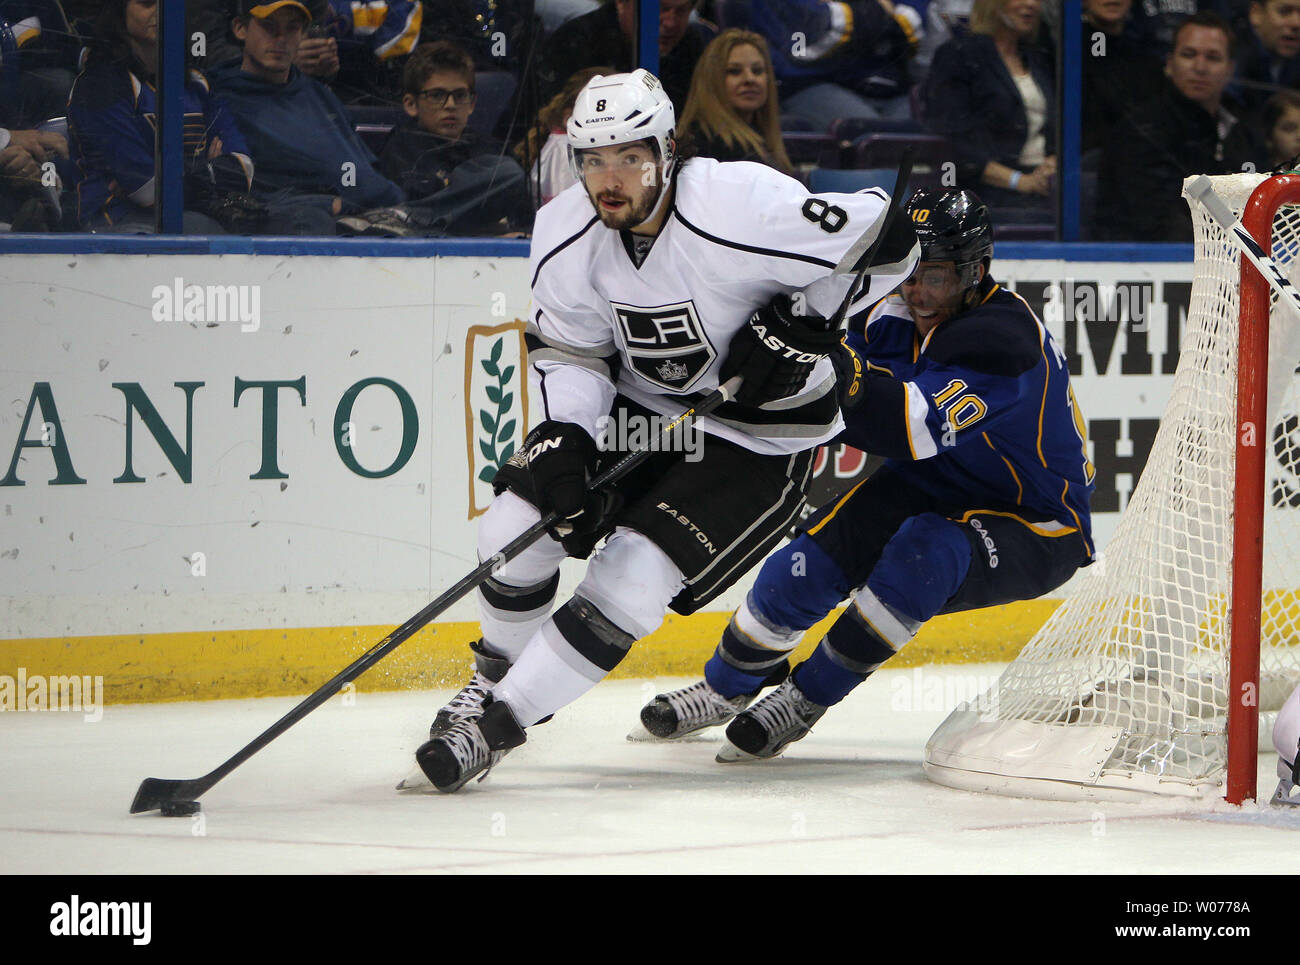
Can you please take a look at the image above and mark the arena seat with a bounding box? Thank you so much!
[808,167,897,194]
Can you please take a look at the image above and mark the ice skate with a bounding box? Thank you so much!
[1271,757,1299,806]
[429,638,510,738]
[716,678,828,762]
[413,699,527,793]
[633,679,754,741]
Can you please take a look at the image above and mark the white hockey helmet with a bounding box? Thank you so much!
[566,68,677,185]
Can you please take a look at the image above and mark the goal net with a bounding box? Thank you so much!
[924,173,1300,802]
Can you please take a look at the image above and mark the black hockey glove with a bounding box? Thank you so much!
[523,420,609,537]
[719,293,843,407]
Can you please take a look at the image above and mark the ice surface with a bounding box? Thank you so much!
[2,665,1297,874]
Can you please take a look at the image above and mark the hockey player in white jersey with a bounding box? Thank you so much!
[411,68,919,792]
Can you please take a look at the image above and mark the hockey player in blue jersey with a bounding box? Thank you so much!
[637,188,1097,761]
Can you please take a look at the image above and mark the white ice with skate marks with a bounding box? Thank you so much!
[2,665,1298,874]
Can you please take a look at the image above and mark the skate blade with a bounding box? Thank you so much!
[395,765,434,792]
[626,721,718,743]
[715,740,774,764]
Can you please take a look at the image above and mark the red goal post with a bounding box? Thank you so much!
[1229,173,1300,803]
[924,172,1300,804]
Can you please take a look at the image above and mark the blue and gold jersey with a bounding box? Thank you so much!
[841,276,1095,555]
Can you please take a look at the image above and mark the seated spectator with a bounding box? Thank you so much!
[1094,11,1261,241]
[420,0,540,73]
[514,65,610,207]
[0,1,79,229]
[536,0,714,115]
[321,0,423,104]
[66,0,257,233]
[0,0,84,124]
[340,39,532,235]
[209,0,405,233]
[0,125,66,230]
[1081,0,1165,153]
[1227,0,1300,117]
[736,0,923,131]
[1127,0,1201,58]
[1263,87,1300,167]
[187,0,250,69]
[189,0,342,82]
[923,0,1056,224]
[915,0,974,81]
[678,29,794,176]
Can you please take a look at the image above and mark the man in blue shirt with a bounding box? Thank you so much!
[638,188,1096,762]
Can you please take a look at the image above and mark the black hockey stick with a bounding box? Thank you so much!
[130,375,743,815]
[130,163,915,815]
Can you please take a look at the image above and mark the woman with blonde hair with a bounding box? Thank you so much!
[922,0,1055,221]
[678,29,794,176]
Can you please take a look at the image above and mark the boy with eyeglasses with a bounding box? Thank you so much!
[347,40,532,236]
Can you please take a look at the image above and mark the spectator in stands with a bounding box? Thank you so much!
[209,0,405,232]
[1127,0,1199,57]
[339,40,531,235]
[514,65,609,206]
[188,0,246,69]
[0,1,77,229]
[321,0,424,104]
[1263,87,1300,167]
[1094,11,1261,241]
[923,0,1057,224]
[1226,0,1300,116]
[915,0,973,84]
[421,0,538,72]
[737,0,923,132]
[536,0,714,115]
[678,29,793,176]
[0,125,66,230]
[187,0,336,78]
[1081,0,1165,153]
[0,0,84,124]
[66,0,258,233]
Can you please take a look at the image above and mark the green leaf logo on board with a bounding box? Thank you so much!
[464,322,528,519]
[477,338,517,485]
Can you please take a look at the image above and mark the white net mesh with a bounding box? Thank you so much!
[924,173,1300,798]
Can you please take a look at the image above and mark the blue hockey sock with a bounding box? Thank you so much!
[792,605,901,706]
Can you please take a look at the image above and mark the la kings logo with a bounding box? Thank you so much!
[611,300,715,391]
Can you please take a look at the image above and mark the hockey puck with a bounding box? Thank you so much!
[159,800,201,817]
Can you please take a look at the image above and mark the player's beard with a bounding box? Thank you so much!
[591,181,661,230]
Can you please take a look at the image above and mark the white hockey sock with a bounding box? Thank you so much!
[493,620,608,727]
[476,491,568,661]
[494,529,685,726]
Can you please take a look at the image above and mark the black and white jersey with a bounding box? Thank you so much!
[526,157,918,455]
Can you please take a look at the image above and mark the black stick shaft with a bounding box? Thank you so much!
[828,149,914,332]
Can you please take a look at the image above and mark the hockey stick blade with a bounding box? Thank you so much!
[1186,174,1300,312]
[130,377,743,814]
[129,777,212,813]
